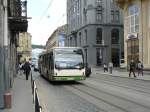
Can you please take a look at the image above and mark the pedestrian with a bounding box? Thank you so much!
[18,62,23,75]
[137,60,143,76]
[129,60,136,78]
[17,62,20,74]
[103,63,108,72]
[23,61,31,80]
[108,62,113,74]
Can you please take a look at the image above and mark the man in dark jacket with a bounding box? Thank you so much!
[23,61,31,80]
[129,60,136,78]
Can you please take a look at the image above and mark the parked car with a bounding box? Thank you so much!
[120,59,126,69]
[31,58,39,71]
[34,62,39,71]
[85,63,91,77]
[31,58,37,67]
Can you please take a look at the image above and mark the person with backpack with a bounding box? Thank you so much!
[137,60,144,76]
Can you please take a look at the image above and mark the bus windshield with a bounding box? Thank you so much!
[55,49,84,69]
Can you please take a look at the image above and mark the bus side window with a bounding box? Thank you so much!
[48,54,50,70]
[51,53,54,70]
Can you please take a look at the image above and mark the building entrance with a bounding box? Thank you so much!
[111,48,119,67]
[127,38,139,64]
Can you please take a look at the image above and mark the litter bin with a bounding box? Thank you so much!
[4,92,11,108]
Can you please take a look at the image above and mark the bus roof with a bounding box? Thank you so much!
[39,47,83,56]
[53,47,82,49]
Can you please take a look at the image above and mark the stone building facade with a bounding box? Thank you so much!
[67,0,124,67]
[46,24,67,51]
[17,32,32,63]
[115,0,150,69]
[0,0,28,108]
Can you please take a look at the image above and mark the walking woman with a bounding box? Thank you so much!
[23,61,31,80]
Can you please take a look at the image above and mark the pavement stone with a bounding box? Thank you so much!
[1,67,150,112]
[92,67,150,81]
[1,73,34,112]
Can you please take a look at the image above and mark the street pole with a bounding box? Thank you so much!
[141,0,143,63]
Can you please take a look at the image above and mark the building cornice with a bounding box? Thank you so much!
[67,23,123,36]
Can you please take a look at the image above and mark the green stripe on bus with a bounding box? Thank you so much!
[53,76,85,81]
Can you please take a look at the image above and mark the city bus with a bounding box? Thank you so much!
[38,47,86,81]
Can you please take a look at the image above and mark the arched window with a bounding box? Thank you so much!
[111,29,119,44]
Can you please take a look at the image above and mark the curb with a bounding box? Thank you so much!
[95,72,150,82]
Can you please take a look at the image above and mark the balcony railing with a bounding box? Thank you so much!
[8,0,28,32]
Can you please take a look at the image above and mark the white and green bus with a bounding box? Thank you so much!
[38,47,86,81]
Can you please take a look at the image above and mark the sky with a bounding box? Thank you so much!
[27,0,67,45]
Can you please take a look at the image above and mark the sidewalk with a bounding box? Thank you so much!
[1,73,34,112]
[92,67,150,81]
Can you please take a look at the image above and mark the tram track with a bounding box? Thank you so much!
[63,84,126,112]
[95,73,150,87]
[91,74,150,94]
[63,81,150,112]
[88,77,150,96]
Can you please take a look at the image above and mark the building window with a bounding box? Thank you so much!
[115,11,119,21]
[79,32,81,46]
[111,29,119,44]
[83,8,87,24]
[96,0,102,4]
[110,0,114,4]
[111,10,115,21]
[127,5,139,33]
[96,6,103,22]
[111,10,120,22]
[77,0,79,13]
[70,37,72,46]
[85,30,87,45]
[96,28,102,44]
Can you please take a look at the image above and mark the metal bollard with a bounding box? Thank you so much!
[4,91,12,108]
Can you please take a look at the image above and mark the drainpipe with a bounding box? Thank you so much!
[3,0,11,109]
[4,0,9,91]
[0,0,5,108]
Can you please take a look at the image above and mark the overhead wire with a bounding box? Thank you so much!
[38,0,53,23]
